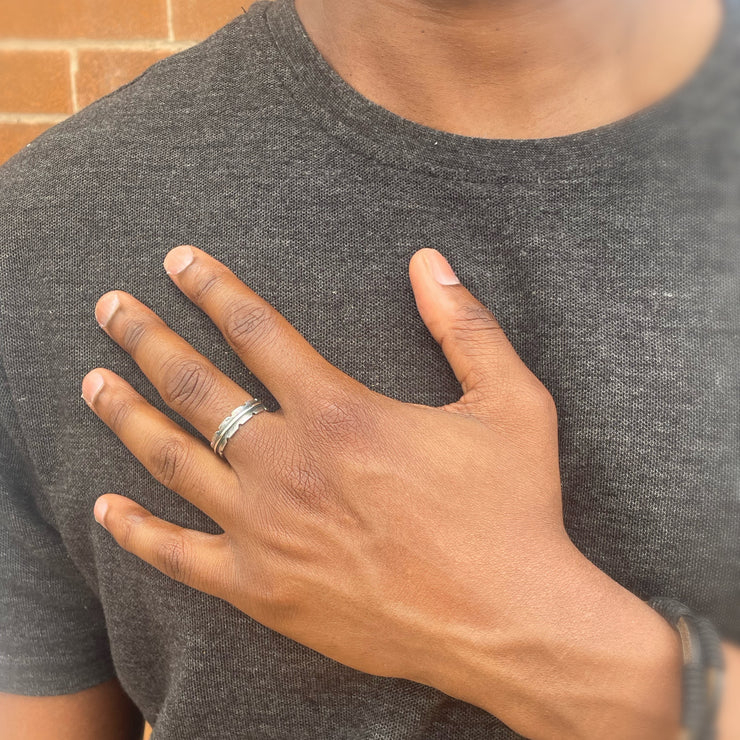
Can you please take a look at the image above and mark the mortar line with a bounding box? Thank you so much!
[0,39,195,51]
[166,0,175,42]
[0,113,69,124]
[69,48,79,112]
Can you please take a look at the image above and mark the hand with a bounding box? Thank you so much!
[82,244,583,726]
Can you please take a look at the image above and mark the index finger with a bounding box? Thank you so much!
[162,245,335,410]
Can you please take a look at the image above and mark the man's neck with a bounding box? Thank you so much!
[293,0,722,139]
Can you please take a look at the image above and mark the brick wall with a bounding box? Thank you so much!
[0,0,261,165]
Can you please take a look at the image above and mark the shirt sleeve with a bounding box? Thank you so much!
[0,357,116,695]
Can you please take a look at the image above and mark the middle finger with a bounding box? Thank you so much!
[162,245,338,412]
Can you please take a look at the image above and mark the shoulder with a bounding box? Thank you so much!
[0,0,277,204]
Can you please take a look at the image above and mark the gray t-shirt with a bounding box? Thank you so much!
[1,0,738,737]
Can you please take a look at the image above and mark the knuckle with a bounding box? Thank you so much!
[513,380,558,419]
[274,452,329,508]
[222,300,276,352]
[156,534,191,584]
[160,354,216,413]
[150,437,192,489]
[191,270,227,305]
[534,387,558,418]
[117,513,140,552]
[450,302,502,339]
[121,318,149,354]
[304,389,376,450]
[108,396,136,434]
[250,570,298,623]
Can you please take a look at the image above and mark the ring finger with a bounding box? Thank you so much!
[94,288,273,450]
[82,367,238,525]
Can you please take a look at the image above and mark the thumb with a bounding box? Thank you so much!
[408,248,534,407]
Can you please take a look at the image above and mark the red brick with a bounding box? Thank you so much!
[0,0,168,40]
[75,49,174,110]
[0,50,72,114]
[0,121,57,165]
[172,0,253,41]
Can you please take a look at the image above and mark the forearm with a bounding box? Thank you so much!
[718,641,740,739]
[416,542,737,739]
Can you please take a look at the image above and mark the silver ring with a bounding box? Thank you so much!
[211,398,268,458]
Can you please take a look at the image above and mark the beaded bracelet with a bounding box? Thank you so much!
[647,596,725,740]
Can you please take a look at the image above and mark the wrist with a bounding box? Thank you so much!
[418,542,683,740]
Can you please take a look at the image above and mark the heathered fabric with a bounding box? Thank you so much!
[1,0,739,737]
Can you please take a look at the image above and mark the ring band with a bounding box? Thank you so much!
[211,398,267,457]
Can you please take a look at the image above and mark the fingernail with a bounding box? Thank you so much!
[81,372,105,406]
[164,245,194,275]
[94,498,109,528]
[95,292,120,328]
[424,249,460,285]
